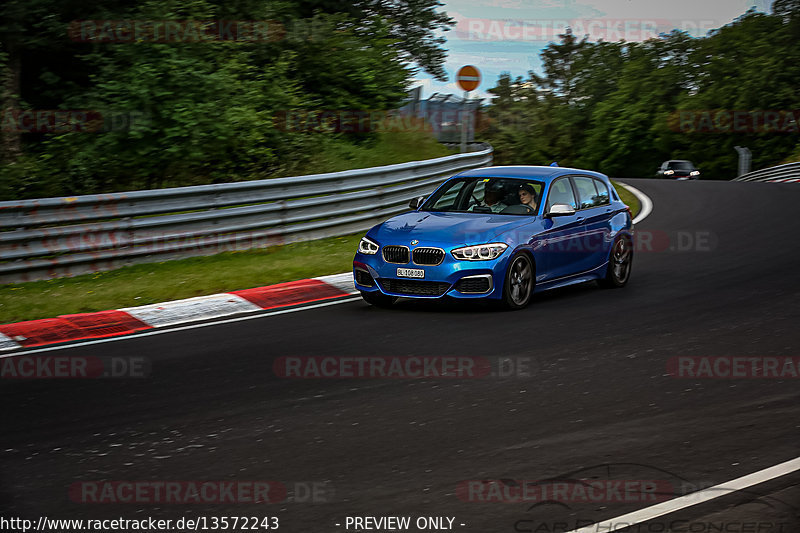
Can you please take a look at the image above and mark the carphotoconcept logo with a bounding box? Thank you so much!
[505,462,797,532]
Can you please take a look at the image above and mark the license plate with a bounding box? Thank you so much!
[397,268,424,279]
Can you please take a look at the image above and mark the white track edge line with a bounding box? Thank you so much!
[0,297,362,358]
[617,182,653,225]
[565,455,800,533]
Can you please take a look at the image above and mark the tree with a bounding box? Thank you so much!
[0,0,443,199]
[283,0,454,80]
[482,8,800,179]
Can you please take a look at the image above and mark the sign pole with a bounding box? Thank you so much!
[461,90,469,153]
[455,65,481,154]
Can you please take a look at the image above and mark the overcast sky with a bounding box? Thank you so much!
[414,0,773,100]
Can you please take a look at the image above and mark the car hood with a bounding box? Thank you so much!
[369,211,533,247]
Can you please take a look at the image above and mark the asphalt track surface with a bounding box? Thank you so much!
[2,179,799,532]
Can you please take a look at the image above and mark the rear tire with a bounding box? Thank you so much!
[598,235,632,288]
[360,290,396,308]
[502,253,534,309]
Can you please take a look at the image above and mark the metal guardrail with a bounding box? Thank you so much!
[0,144,493,283]
[733,161,800,182]
[440,142,488,153]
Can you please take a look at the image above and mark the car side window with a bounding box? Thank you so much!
[467,181,486,209]
[593,179,610,206]
[572,176,599,209]
[546,177,577,211]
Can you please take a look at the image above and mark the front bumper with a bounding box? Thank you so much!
[353,248,510,300]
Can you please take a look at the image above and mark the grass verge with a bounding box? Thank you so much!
[0,234,363,324]
[612,180,641,218]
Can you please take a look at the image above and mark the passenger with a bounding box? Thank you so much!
[518,184,538,213]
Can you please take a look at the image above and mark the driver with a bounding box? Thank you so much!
[471,183,508,213]
[483,189,508,213]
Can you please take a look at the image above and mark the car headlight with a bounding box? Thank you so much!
[690,170,700,176]
[358,236,379,255]
[664,169,675,175]
[451,243,508,261]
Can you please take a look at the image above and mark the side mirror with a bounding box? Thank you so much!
[408,196,426,210]
[545,203,576,218]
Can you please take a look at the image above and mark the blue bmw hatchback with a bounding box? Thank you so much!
[353,166,633,309]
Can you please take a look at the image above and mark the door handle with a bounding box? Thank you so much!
[576,217,585,223]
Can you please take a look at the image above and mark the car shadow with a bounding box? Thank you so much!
[356,281,603,314]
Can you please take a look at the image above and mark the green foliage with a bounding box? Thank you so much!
[0,0,452,199]
[483,9,800,179]
[274,0,454,80]
[41,7,306,192]
[284,130,450,176]
[782,144,800,163]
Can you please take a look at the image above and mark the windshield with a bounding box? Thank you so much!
[421,177,545,216]
[668,161,695,170]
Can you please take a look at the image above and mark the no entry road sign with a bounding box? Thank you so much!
[456,65,481,92]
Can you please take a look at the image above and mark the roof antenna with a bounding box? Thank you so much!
[549,161,559,167]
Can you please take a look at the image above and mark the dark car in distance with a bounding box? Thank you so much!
[656,160,700,179]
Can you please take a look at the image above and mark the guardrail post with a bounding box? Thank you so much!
[734,146,752,177]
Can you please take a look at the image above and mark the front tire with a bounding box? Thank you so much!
[598,235,632,288]
[502,253,534,309]
[360,290,396,308]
